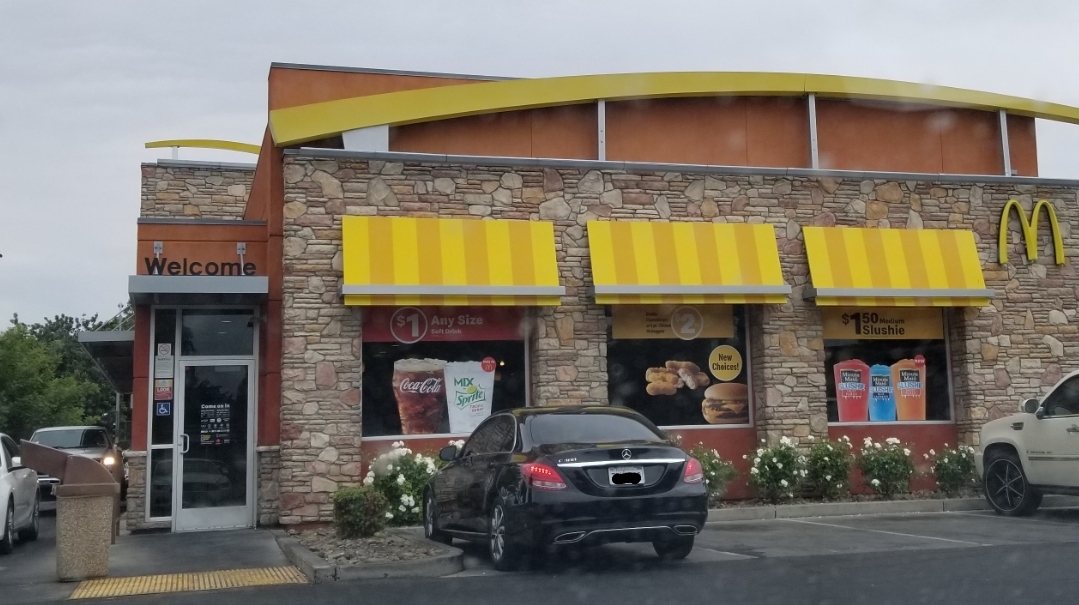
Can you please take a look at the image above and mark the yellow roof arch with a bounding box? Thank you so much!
[268,71,1079,146]
[146,139,261,154]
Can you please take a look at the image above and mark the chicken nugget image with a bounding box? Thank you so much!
[694,372,711,387]
[645,381,678,396]
[665,360,701,375]
[645,367,675,383]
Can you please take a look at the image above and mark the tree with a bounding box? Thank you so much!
[0,324,88,440]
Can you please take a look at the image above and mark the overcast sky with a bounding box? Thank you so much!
[2,0,1079,324]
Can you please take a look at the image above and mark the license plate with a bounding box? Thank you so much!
[608,465,644,486]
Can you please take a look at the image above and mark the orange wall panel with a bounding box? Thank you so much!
[817,100,944,173]
[390,110,534,157]
[606,97,749,165]
[269,68,483,110]
[746,97,809,168]
[941,109,1003,175]
[530,105,597,160]
[1008,115,1039,176]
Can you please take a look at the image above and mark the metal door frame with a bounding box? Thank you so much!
[172,358,257,532]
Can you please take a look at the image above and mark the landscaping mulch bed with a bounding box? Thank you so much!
[291,528,447,566]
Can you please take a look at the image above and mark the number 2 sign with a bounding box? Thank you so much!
[670,306,704,340]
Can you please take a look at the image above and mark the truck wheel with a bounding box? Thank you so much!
[984,452,1041,516]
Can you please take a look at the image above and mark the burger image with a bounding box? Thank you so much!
[702,382,749,424]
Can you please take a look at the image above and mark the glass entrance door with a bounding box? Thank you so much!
[173,361,255,531]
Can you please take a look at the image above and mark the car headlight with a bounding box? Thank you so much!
[102,455,117,467]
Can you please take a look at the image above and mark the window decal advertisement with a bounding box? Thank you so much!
[363,307,526,437]
[608,305,749,427]
[824,308,947,423]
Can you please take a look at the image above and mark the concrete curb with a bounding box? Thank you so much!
[273,529,464,583]
[708,497,989,522]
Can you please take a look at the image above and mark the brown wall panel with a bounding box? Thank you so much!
[390,111,534,157]
[269,68,482,110]
[531,105,597,159]
[606,97,748,165]
[1008,115,1039,176]
[941,109,1003,175]
[746,97,809,168]
[817,100,944,173]
[131,306,151,451]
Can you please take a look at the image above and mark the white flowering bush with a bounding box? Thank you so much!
[362,441,439,526]
[805,436,855,500]
[925,444,978,496]
[746,437,806,503]
[689,443,738,504]
[857,437,915,498]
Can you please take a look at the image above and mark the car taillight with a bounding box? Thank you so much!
[521,462,566,490]
[683,457,704,484]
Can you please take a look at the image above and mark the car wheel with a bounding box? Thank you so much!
[654,536,694,560]
[488,501,520,572]
[0,501,14,555]
[19,496,40,542]
[423,490,451,545]
[984,452,1042,516]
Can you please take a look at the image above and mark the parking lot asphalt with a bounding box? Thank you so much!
[7,507,1079,603]
[447,507,1079,576]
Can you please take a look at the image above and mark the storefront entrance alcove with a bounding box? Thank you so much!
[147,308,258,531]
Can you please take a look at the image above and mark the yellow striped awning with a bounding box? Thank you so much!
[341,216,564,306]
[803,226,994,307]
[586,221,791,305]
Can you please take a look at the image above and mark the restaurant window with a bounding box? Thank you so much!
[607,305,750,427]
[823,308,951,423]
[361,306,529,437]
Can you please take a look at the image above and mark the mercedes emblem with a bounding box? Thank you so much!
[621,449,632,460]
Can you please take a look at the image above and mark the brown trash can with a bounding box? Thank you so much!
[20,441,120,581]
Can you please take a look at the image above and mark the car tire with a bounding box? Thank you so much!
[654,536,694,560]
[19,496,40,542]
[1,501,14,555]
[423,490,451,545]
[488,500,521,572]
[984,451,1042,516]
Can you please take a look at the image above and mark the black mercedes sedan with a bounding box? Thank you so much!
[423,406,708,570]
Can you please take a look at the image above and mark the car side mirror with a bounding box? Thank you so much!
[1023,398,1040,414]
[10,456,23,470]
[438,445,458,462]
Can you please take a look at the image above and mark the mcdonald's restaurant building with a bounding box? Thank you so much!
[105,63,1079,531]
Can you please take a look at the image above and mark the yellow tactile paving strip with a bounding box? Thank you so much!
[68,566,307,599]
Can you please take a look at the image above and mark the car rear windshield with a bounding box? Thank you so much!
[32,429,104,449]
[528,413,663,445]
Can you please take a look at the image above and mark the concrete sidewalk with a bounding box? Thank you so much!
[0,515,294,604]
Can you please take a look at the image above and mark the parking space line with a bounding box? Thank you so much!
[952,511,1079,528]
[780,518,990,547]
[695,547,758,559]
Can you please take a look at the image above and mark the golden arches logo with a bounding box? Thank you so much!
[998,199,1065,265]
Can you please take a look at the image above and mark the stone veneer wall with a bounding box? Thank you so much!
[122,452,169,532]
[277,151,1079,522]
[141,161,254,219]
[257,447,281,526]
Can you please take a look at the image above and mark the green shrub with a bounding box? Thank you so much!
[689,443,738,504]
[362,441,440,526]
[926,444,978,496]
[332,487,388,539]
[748,437,806,503]
[805,436,855,499]
[857,437,915,498]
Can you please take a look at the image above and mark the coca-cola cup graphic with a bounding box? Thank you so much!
[392,358,447,434]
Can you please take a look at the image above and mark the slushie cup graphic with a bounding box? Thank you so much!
[392,358,447,434]
[834,359,870,422]
[868,364,897,422]
[892,356,927,421]
[444,361,496,434]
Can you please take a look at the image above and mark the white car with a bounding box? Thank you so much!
[977,370,1079,516]
[1,433,40,554]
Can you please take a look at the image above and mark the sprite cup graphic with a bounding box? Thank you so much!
[444,361,496,434]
